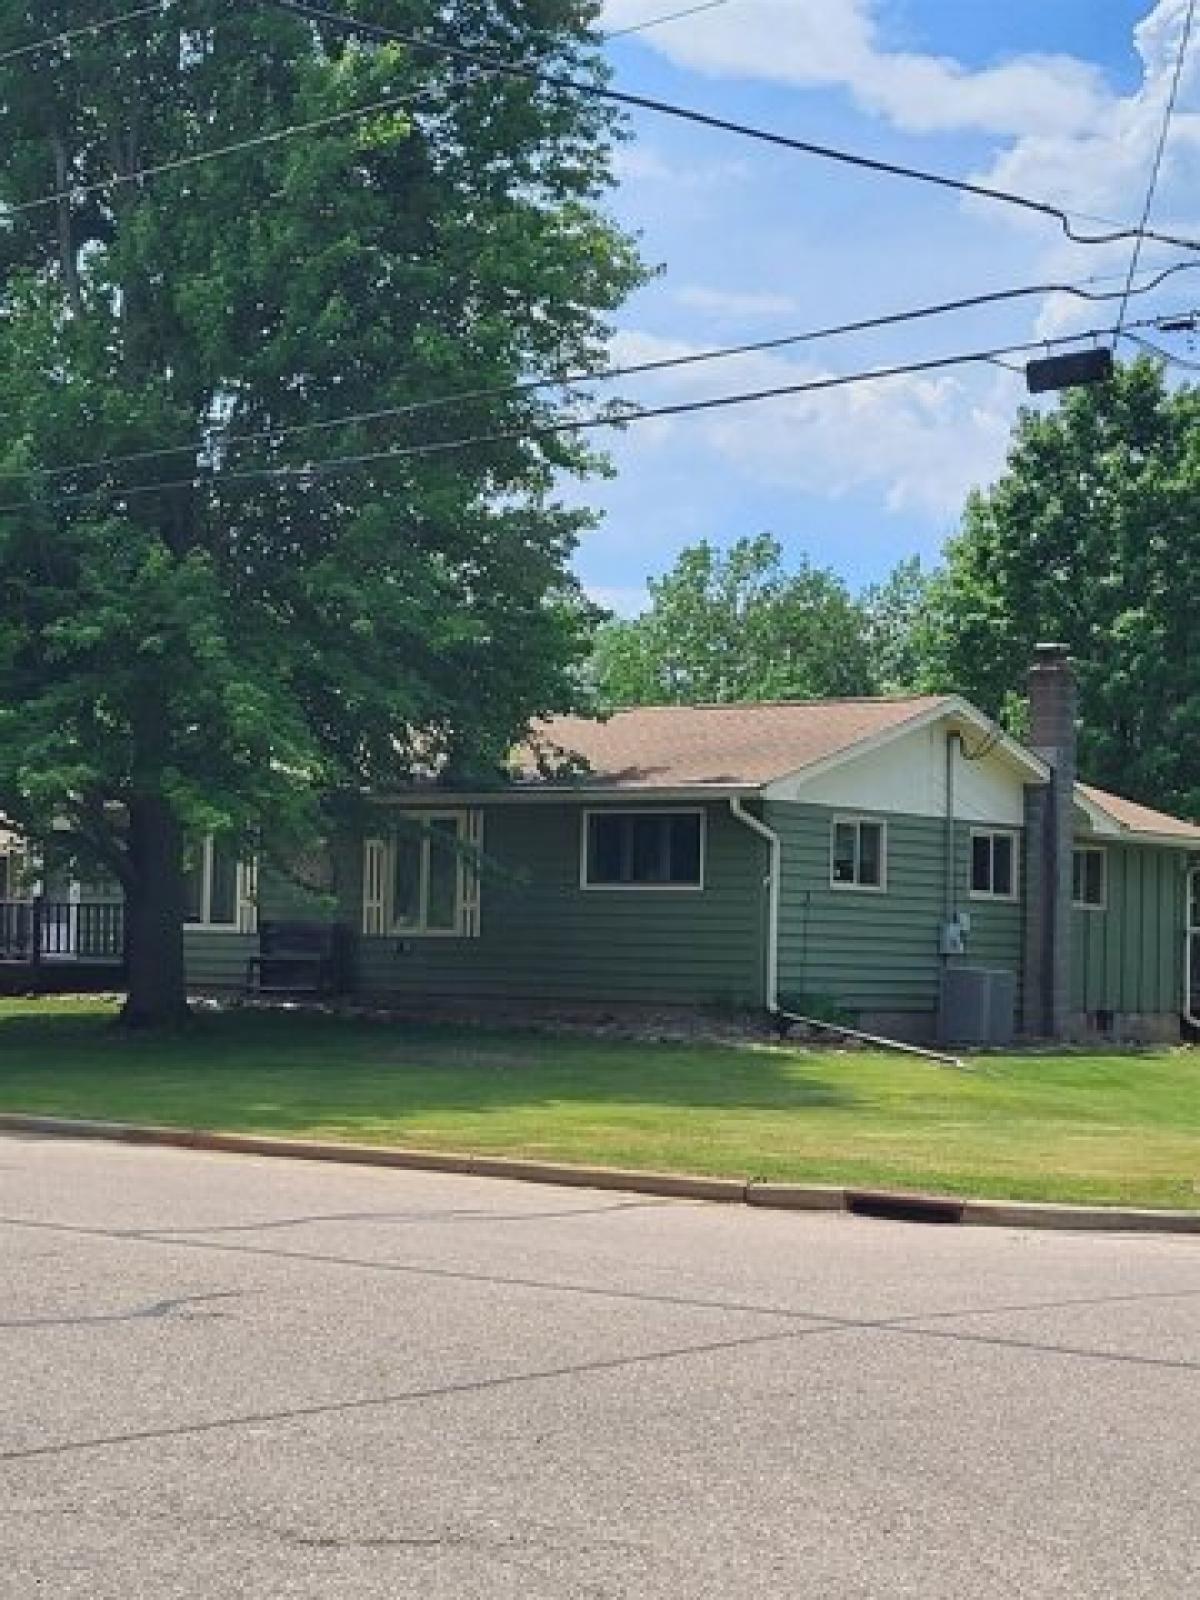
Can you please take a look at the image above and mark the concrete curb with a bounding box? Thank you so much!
[2,1112,1198,1233]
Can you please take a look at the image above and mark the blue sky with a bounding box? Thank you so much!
[572,0,1200,613]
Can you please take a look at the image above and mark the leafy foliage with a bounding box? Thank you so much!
[919,360,1200,817]
[0,1,644,1015]
[592,534,879,705]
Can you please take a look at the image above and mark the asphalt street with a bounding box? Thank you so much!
[1,1136,1197,1598]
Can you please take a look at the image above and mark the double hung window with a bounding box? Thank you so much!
[1072,847,1107,910]
[970,830,1018,900]
[185,837,255,929]
[830,817,886,891]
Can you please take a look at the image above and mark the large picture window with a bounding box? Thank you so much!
[970,830,1018,900]
[1072,847,1107,910]
[362,812,482,937]
[830,817,886,891]
[582,810,704,890]
[184,837,255,930]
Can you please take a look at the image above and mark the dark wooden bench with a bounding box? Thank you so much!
[246,920,350,998]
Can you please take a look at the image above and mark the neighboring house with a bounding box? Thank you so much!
[4,648,1199,1041]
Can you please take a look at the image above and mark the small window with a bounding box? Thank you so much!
[583,811,704,889]
[185,836,252,929]
[830,818,886,891]
[1073,847,1107,910]
[970,830,1018,900]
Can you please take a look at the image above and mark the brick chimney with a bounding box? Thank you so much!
[1022,643,1077,1039]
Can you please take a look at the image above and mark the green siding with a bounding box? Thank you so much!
[183,930,256,989]
[767,802,1022,1017]
[183,866,323,990]
[347,801,765,1008]
[1071,843,1188,1016]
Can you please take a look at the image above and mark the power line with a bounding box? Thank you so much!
[1114,0,1197,346]
[263,0,1200,257]
[7,261,1196,488]
[0,3,164,67]
[1,86,434,220]
[606,1,732,39]
[1,1,732,221]
[0,5,735,226]
[1122,330,1200,372]
[2,313,1188,515]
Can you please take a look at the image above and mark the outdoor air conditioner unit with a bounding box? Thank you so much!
[939,966,1016,1048]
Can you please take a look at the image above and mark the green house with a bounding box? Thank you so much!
[6,650,1199,1044]
[176,648,1199,1046]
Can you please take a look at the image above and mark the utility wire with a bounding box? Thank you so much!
[0,86,433,220]
[0,1,719,221]
[1113,0,1197,346]
[0,2,165,67]
[263,0,1200,256]
[1,313,1188,515]
[607,1,732,38]
[4,260,1197,489]
[1123,330,1200,371]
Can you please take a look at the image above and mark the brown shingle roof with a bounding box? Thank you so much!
[522,696,950,790]
[1078,783,1200,843]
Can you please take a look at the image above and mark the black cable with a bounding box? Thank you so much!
[7,262,1196,489]
[1,314,1186,515]
[0,3,164,66]
[263,0,1200,257]
[1122,331,1200,372]
[606,1,732,39]
[0,1,726,221]
[1,86,434,220]
[1113,0,1197,345]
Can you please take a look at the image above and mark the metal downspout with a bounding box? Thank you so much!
[945,730,960,929]
[1186,866,1200,1030]
[729,797,780,1015]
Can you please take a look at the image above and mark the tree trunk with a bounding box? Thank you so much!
[121,796,190,1029]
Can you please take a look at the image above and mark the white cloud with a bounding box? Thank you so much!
[601,0,1111,137]
[611,143,749,187]
[972,0,1200,340]
[606,330,1017,519]
[675,285,799,317]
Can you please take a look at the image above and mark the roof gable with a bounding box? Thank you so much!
[1077,783,1200,847]
[521,697,952,791]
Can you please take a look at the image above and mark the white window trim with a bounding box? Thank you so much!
[580,807,707,892]
[184,836,258,933]
[829,815,888,894]
[363,811,482,939]
[968,828,1020,903]
[1072,845,1108,911]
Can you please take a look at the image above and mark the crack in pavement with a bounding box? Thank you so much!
[0,1291,242,1332]
[2,1209,1198,1335]
[140,1199,667,1235]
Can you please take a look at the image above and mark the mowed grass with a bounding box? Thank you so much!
[1,997,1197,1208]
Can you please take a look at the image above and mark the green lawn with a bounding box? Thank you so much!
[1,997,1197,1209]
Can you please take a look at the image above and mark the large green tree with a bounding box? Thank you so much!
[592,534,876,706]
[0,0,642,1023]
[919,359,1200,817]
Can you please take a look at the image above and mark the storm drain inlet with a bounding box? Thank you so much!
[846,1191,965,1225]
